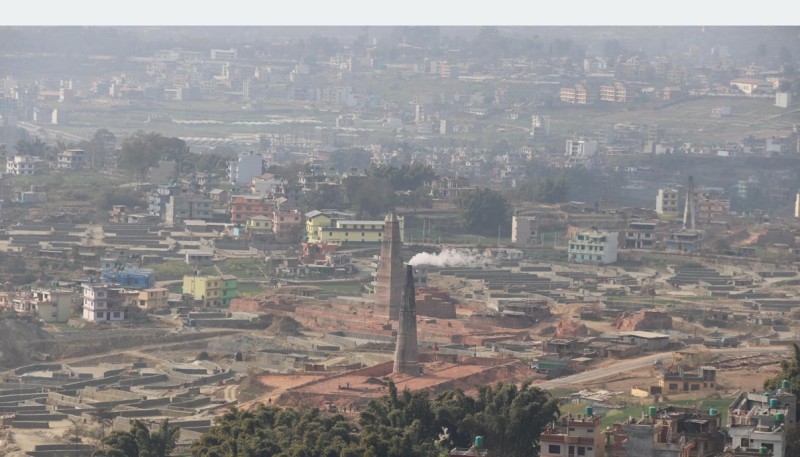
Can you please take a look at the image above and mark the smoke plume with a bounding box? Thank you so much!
[408,248,489,267]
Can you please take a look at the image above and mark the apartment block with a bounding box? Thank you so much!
[57,148,85,170]
[728,387,796,457]
[540,412,604,457]
[656,188,680,217]
[230,194,274,225]
[511,215,538,245]
[666,230,703,252]
[600,82,627,102]
[6,155,37,175]
[624,221,657,249]
[82,283,135,322]
[137,288,169,310]
[658,366,717,393]
[273,208,303,243]
[227,152,263,185]
[612,406,725,457]
[317,217,405,246]
[565,139,599,168]
[165,194,213,227]
[183,275,237,307]
[568,230,618,264]
[7,289,74,323]
[560,84,595,104]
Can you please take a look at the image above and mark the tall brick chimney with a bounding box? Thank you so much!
[375,212,403,320]
[393,265,419,375]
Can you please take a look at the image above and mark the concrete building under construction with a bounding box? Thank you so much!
[375,212,404,320]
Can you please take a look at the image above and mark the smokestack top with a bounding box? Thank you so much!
[385,212,398,223]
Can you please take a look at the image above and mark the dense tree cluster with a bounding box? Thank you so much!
[455,187,512,237]
[189,382,558,457]
[301,163,435,218]
[93,419,180,457]
[118,131,187,181]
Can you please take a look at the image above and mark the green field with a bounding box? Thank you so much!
[548,97,800,144]
[313,282,365,295]
[237,282,266,298]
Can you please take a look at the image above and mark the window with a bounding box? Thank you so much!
[669,383,678,390]
[113,312,120,318]
[548,445,561,454]
[578,447,586,456]
[740,438,749,447]
[587,429,594,433]
[97,312,104,318]
[691,384,700,391]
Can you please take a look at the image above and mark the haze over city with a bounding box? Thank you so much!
[0,24,800,457]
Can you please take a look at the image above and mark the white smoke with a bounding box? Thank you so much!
[408,248,490,267]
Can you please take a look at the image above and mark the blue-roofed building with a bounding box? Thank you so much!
[100,257,155,289]
[101,267,155,289]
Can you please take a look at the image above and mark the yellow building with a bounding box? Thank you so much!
[183,275,223,307]
[246,215,273,234]
[317,218,404,245]
[305,210,332,242]
[137,288,169,310]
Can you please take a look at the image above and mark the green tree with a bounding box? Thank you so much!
[15,136,50,157]
[455,187,511,236]
[534,175,570,204]
[117,131,162,180]
[396,187,433,213]
[351,176,396,218]
[304,184,344,211]
[118,131,187,181]
[329,148,373,174]
[371,163,437,192]
[93,419,180,457]
[192,406,359,457]
[459,382,560,457]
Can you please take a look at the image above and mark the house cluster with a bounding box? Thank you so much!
[537,383,796,457]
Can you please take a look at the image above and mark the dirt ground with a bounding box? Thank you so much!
[583,361,782,397]
[0,420,86,457]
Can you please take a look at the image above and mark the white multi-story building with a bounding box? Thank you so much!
[795,193,800,218]
[6,155,37,175]
[210,48,237,60]
[568,229,618,264]
[531,115,551,138]
[227,152,263,185]
[728,388,795,457]
[776,92,792,108]
[57,149,85,170]
[82,283,132,322]
[565,139,598,168]
[511,215,538,245]
[656,188,680,216]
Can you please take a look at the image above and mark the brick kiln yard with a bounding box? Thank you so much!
[250,357,537,411]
